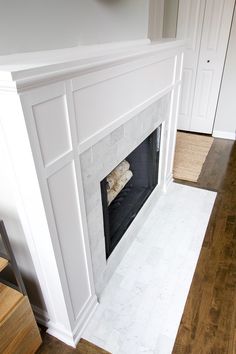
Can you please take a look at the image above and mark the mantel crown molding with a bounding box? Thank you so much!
[0,39,185,92]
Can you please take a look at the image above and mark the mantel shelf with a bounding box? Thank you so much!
[0,39,185,92]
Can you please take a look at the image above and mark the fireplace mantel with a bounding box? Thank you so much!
[0,39,184,90]
[0,40,184,347]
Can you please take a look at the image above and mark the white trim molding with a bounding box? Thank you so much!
[213,130,236,140]
[46,295,98,348]
[0,40,184,346]
[0,40,184,92]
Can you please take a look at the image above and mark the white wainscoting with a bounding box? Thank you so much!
[0,40,184,346]
[73,56,175,144]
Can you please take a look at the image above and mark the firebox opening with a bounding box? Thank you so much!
[101,126,161,259]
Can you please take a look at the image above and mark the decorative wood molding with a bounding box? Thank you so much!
[0,40,184,92]
[213,130,236,140]
[0,39,184,347]
[77,82,181,154]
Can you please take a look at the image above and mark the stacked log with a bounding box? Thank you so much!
[106,160,133,205]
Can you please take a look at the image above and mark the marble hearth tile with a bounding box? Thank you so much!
[82,182,216,354]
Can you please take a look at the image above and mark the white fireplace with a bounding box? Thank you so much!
[0,39,184,346]
[80,95,171,295]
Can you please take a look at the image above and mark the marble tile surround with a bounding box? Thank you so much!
[82,183,217,354]
[80,94,171,295]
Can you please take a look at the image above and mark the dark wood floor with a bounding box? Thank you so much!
[173,138,236,354]
[37,138,235,353]
[37,334,110,354]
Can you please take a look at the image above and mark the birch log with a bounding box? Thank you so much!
[106,160,130,191]
[107,169,133,205]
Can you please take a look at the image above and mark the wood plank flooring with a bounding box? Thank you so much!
[37,332,111,354]
[173,138,236,353]
[37,138,235,353]
[0,257,8,272]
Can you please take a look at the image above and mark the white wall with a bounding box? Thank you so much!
[163,0,179,38]
[148,0,165,40]
[214,5,236,140]
[0,0,149,55]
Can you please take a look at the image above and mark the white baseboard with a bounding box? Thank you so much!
[213,130,236,140]
[46,295,98,348]
[73,295,98,346]
[163,174,173,193]
[32,304,76,347]
[46,322,77,348]
[32,295,98,348]
[32,304,49,327]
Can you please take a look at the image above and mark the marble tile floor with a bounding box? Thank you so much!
[82,182,216,354]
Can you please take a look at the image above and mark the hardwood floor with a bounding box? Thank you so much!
[173,138,236,354]
[37,331,110,353]
[37,138,235,353]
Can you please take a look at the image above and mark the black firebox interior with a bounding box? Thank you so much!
[101,126,161,259]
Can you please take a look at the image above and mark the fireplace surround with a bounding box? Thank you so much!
[80,95,170,294]
[101,126,161,258]
[0,40,184,345]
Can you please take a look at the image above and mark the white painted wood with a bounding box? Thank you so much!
[0,90,75,345]
[178,0,235,134]
[212,130,236,140]
[162,52,184,190]
[20,82,97,345]
[0,40,183,91]
[33,95,72,167]
[0,40,184,346]
[47,162,92,319]
[73,56,175,144]
[191,0,235,133]
[164,69,183,186]
[177,0,206,131]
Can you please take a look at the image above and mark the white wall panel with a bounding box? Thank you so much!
[20,81,97,343]
[178,0,234,133]
[73,57,175,144]
[33,95,72,167]
[47,162,91,319]
[179,69,193,117]
[206,0,224,51]
[196,71,213,118]
[177,0,206,131]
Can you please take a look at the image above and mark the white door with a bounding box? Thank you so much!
[177,0,206,131]
[178,0,235,134]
